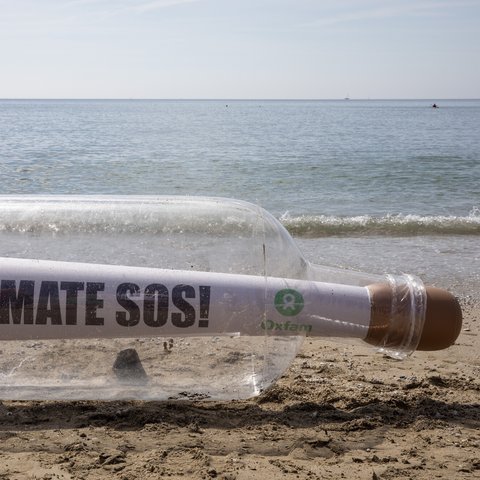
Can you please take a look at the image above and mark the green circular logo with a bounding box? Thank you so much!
[274,289,304,316]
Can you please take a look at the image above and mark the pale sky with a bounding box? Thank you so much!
[1,0,479,99]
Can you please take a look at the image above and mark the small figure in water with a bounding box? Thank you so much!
[432,103,438,108]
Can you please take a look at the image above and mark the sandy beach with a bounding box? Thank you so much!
[0,296,478,480]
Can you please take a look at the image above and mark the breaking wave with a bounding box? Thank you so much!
[0,198,478,238]
[279,211,480,237]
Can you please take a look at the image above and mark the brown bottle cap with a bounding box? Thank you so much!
[417,286,462,351]
[366,283,462,351]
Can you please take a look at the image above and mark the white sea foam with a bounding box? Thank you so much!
[279,211,480,237]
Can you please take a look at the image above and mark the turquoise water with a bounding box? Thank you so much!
[0,99,479,297]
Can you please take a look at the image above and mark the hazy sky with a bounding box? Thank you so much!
[1,0,479,99]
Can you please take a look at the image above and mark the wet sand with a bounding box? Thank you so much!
[0,297,478,479]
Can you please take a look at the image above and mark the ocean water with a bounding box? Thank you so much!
[0,99,479,299]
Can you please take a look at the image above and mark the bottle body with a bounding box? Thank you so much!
[0,196,428,400]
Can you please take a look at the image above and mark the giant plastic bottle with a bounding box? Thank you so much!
[0,196,461,400]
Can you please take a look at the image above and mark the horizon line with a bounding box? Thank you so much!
[1,97,479,102]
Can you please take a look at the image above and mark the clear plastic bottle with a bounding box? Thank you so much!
[0,196,461,400]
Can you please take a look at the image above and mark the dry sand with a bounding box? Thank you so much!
[0,297,478,480]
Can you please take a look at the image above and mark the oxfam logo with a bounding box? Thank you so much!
[274,289,304,316]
